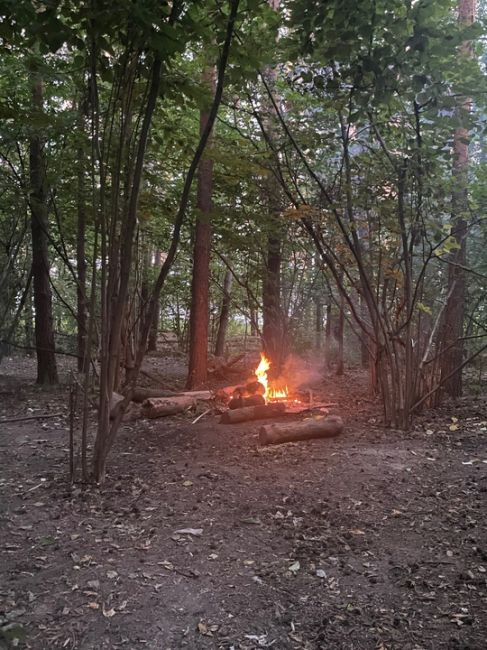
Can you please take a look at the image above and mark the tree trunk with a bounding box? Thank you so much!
[315,299,323,349]
[335,293,344,376]
[439,0,475,398]
[76,107,88,372]
[147,250,162,351]
[325,303,332,369]
[214,269,232,357]
[29,75,58,385]
[186,68,215,389]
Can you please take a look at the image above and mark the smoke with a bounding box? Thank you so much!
[278,354,323,390]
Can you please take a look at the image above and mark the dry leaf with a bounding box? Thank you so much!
[174,528,203,536]
[102,605,116,618]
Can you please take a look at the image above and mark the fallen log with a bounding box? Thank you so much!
[0,412,63,424]
[133,388,212,403]
[142,395,196,419]
[259,415,344,446]
[208,353,245,377]
[132,387,176,402]
[220,402,285,424]
[180,390,212,400]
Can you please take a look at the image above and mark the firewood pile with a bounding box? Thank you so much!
[109,373,343,446]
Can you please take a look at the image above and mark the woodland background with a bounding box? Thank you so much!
[0,0,486,481]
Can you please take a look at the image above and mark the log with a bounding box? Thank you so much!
[133,388,212,403]
[132,387,177,402]
[142,395,196,419]
[180,390,212,400]
[229,394,265,409]
[208,353,245,377]
[220,402,286,424]
[259,415,343,446]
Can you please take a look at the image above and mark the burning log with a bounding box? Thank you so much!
[259,415,344,446]
[220,402,285,424]
[142,395,196,418]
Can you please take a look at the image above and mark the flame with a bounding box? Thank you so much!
[255,353,270,400]
[268,386,289,400]
[255,353,288,403]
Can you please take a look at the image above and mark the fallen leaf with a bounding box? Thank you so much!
[102,605,116,618]
[288,561,300,573]
[87,602,99,610]
[158,560,174,571]
[174,528,203,537]
[197,621,212,636]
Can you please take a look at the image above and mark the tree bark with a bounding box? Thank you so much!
[29,75,58,385]
[186,68,216,389]
[439,0,475,398]
[214,269,232,357]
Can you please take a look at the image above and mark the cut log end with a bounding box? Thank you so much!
[259,415,344,446]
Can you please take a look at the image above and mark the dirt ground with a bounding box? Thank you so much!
[1,355,486,650]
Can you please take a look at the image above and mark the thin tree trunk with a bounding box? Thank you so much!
[335,293,344,376]
[315,299,323,349]
[147,250,162,351]
[439,0,475,398]
[325,303,332,369]
[76,108,88,372]
[186,68,216,389]
[93,0,240,482]
[214,269,232,356]
[29,75,58,385]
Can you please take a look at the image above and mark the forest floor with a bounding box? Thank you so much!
[0,355,486,650]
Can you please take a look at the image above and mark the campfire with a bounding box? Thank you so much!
[227,353,305,410]
[220,352,343,443]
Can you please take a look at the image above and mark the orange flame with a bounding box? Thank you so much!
[255,353,270,401]
[255,353,288,403]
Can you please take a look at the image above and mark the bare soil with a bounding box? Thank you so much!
[1,356,486,650]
